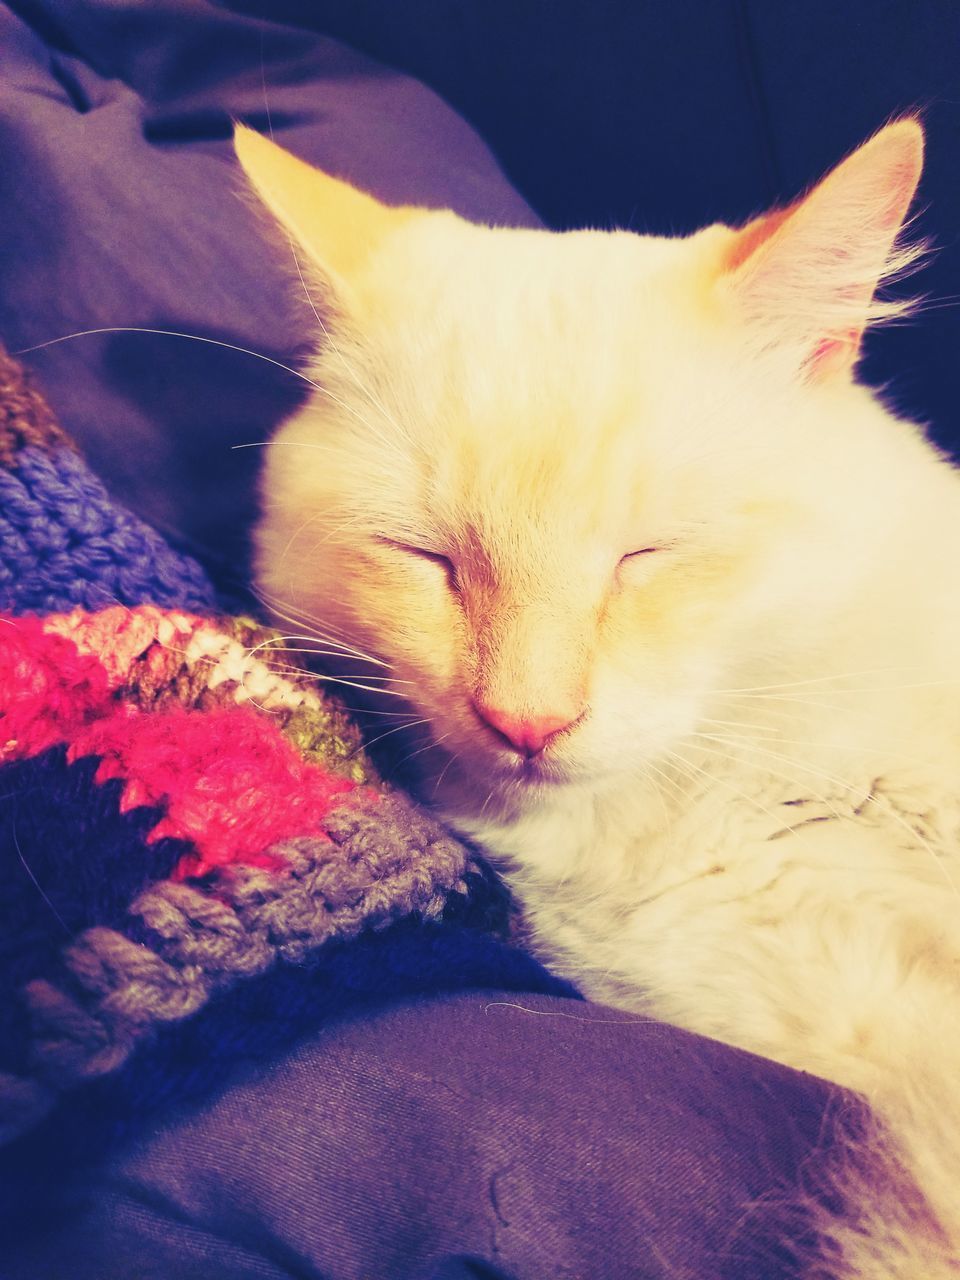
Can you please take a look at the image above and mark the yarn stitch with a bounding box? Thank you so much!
[0,345,566,1162]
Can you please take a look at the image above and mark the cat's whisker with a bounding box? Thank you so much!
[253,640,396,671]
[688,735,849,825]
[274,507,353,566]
[337,705,420,719]
[15,325,328,393]
[911,298,960,314]
[17,324,408,456]
[304,513,372,555]
[715,691,852,713]
[700,714,800,737]
[797,678,960,694]
[698,721,937,770]
[251,586,357,639]
[655,749,712,809]
[233,440,353,453]
[709,666,930,695]
[305,675,411,699]
[662,746,799,836]
[644,759,689,810]
[637,760,676,830]
[245,632,397,671]
[703,694,819,727]
[283,232,414,449]
[248,601,398,670]
[394,729,454,774]
[242,640,411,699]
[478,785,499,821]
[351,717,432,758]
[256,658,393,681]
[706,670,960,704]
[259,663,410,693]
[431,746,462,798]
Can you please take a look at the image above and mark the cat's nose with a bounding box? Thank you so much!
[473,701,582,757]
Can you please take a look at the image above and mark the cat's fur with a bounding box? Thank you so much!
[237,119,960,1276]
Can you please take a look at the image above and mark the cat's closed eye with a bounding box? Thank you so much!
[616,546,661,584]
[379,538,460,589]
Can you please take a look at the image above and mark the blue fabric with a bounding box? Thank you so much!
[0,446,215,613]
[0,0,539,593]
[5,989,846,1280]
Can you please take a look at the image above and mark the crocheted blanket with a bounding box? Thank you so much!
[0,348,568,1198]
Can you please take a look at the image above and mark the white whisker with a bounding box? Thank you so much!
[355,717,431,756]
[431,746,462,798]
[16,326,325,393]
[16,324,406,452]
[282,229,412,449]
[250,599,398,670]
[396,730,453,773]
[252,633,395,666]
[248,636,396,671]
[663,746,795,835]
[290,672,410,699]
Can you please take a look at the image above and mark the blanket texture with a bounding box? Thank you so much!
[0,347,569,1180]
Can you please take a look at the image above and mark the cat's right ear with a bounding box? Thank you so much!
[233,125,419,292]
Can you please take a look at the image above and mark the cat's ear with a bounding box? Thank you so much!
[719,119,924,379]
[233,125,418,288]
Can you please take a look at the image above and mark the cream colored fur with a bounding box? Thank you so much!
[237,120,960,1276]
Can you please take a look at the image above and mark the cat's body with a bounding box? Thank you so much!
[238,120,960,1275]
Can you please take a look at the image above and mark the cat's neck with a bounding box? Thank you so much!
[443,770,673,887]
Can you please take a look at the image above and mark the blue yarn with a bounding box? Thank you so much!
[0,747,188,1077]
[0,446,216,613]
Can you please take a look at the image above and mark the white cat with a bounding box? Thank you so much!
[237,119,960,1277]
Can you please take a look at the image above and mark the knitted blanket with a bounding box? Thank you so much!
[0,348,569,1198]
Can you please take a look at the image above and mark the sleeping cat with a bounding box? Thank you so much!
[236,119,960,1277]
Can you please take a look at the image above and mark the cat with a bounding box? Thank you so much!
[236,118,960,1277]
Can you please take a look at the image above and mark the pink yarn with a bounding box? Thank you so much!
[0,615,111,760]
[69,704,354,878]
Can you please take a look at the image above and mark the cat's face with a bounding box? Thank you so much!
[239,122,924,807]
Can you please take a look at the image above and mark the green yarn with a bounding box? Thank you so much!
[284,701,375,785]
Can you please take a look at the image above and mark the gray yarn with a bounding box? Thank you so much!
[15,792,472,1108]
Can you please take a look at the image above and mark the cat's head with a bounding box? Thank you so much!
[236,121,927,812]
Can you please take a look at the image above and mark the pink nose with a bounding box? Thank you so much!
[474,701,581,757]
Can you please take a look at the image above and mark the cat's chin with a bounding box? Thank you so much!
[505,753,576,788]
[463,748,600,806]
[416,741,585,816]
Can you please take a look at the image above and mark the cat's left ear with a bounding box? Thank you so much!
[719,119,924,379]
[233,125,420,294]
